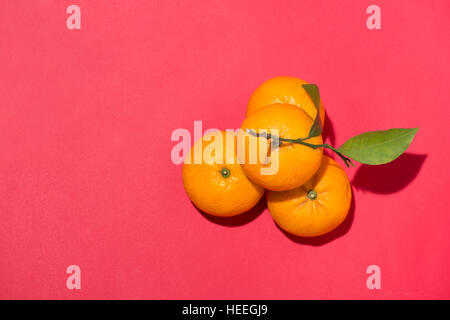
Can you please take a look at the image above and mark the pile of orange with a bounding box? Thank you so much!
[182,76,352,238]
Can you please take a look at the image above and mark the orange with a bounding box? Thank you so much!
[182,130,264,217]
[266,156,352,237]
[247,76,325,125]
[240,104,323,191]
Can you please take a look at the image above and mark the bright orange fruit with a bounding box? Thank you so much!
[266,155,352,237]
[247,76,325,125]
[240,104,323,191]
[183,131,264,217]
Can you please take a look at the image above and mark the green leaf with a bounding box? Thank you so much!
[301,84,322,138]
[338,128,419,165]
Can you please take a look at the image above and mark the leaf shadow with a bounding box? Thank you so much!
[195,196,266,227]
[322,113,336,146]
[275,187,356,246]
[352,153,427,194]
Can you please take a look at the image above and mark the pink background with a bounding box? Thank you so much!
[0,0,449,299]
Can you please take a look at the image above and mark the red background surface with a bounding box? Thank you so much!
[0,0,449,299]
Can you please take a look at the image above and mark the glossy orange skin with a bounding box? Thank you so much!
[247,76,325,125]
[240,104,323,191]
[266,156,352,237]
[183,131,264,217]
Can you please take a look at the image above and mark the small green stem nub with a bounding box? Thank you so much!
[307,190,318,200]
[220,167,231,178]
[245,129,355,168]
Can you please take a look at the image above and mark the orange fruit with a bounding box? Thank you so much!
[240,104,323,191]
[183,130,264,217]
[266,155,352,237]
[247,76,325,125]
